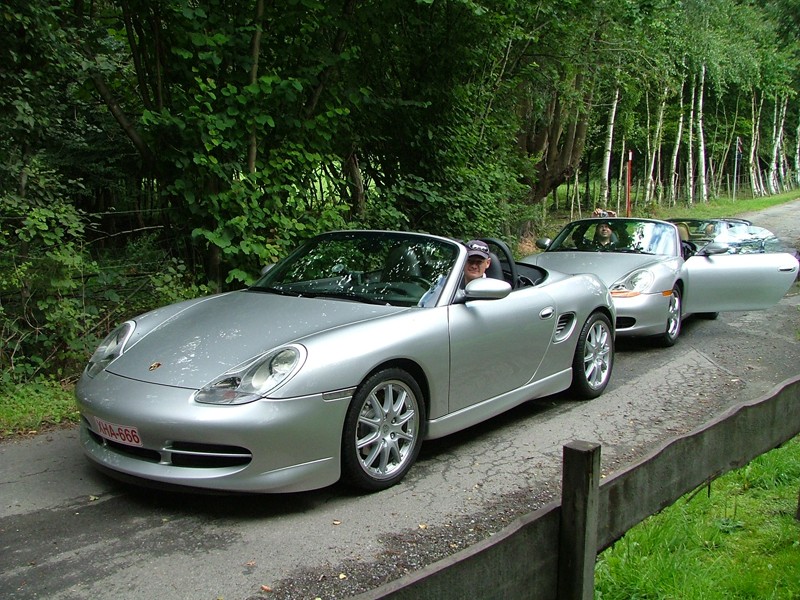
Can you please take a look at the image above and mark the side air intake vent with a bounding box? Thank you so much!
[554,313,576,342]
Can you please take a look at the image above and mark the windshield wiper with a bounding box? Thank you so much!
[247,286,302,296]
[303,291,387,305]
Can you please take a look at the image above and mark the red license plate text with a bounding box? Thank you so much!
[94,417,142,447]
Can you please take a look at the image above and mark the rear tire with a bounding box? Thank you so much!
[341,368,425,492]
[569,312,614,399]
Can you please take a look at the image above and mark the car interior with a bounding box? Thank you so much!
[480,238,546,289]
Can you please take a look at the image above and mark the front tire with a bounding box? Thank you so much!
[569,312,614,399]
[341,368,425,492]
[656,285,682,347]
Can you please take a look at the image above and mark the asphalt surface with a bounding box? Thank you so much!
[2,200,799,600]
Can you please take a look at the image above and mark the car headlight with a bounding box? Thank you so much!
[610,269,655,297]
[86,321,135,378]
[194,345,307,405]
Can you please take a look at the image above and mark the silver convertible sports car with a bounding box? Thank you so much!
[524,217,799,347]
[76,230,616,494]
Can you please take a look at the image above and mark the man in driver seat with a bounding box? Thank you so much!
[593,222,616,249]
[464,240,492,284]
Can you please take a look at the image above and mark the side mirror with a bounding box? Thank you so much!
[536,238,551,250]
[698,242,730,256]
[463,277,512,300]
[260,263,276,276]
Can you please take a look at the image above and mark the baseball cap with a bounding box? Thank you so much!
[465,240,490,259]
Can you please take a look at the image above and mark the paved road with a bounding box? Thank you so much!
[2,201,799,600]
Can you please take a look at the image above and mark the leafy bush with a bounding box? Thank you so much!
[0,378,80,438]
[0,162,102,381]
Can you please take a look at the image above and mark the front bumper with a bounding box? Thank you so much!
[612,291,673,338]
[76,371,352,493]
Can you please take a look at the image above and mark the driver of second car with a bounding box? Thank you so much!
[464,239,491,284]
[593,221,615,249]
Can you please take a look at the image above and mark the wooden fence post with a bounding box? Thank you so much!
[557,441,601,600]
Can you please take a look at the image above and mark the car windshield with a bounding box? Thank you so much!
[548,219,679,256]
[250,231,460,307]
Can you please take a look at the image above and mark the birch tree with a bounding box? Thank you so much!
[766,94,788,194]
[668,76,686,205]
[795,119,800,187]
[600,83,620,205]
[645,87,668,205]
[685,76,697,205]
[749,90,766,197]
[695,63,709,203]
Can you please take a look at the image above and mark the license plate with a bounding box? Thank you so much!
[94,417,142,447]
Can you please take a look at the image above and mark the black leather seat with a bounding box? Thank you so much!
[485,252,505,282]
[382,244,421,282]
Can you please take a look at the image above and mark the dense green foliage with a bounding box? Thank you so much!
[1,0,799,383]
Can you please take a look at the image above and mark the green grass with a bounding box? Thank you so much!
[0,379,80,439]
[595,435,800,599]
[659,190,800,221]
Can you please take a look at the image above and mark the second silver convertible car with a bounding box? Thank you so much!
[76,230,615,494]
[524,217,798,346]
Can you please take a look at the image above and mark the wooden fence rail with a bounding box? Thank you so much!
[355,374,800,600]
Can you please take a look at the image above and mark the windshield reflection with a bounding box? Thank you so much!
[549,219,678,256]
[250,231,460,307]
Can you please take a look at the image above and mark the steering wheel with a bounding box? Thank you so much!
[383,284,413,296]
[406,275,433,289]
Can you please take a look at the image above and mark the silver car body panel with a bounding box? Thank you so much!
[681,253,799,313]
[76,230,616,493]
[106,291,411,389]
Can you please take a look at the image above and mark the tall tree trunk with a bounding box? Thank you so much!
[669,77,686,206]
[616,135,626,215]
[686,75,696,206]
[247,0,265,174]
[303,0,357,118]
[778,100,789,187]
[478,36,525,147]
[527,72,595,204]
[767,94,787,194]
[749,89,765,197]
[343,150,365,217]
[794,117,800,187]
[646,87,667,206]
[600,84,619,205]
[696,63,708,203]
[714,92,740,194]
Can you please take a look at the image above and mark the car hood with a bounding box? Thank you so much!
[106,290,406,388]
[526,252,670,286]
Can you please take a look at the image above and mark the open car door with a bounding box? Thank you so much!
[682,251,798,315]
